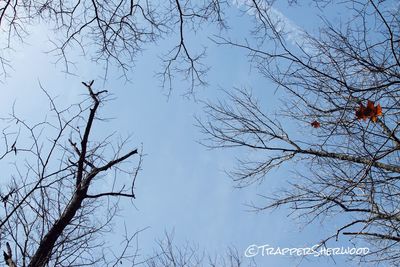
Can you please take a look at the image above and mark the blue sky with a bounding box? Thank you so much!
[0,2,371,266]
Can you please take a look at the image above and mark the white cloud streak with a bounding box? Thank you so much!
[232,0,308,48]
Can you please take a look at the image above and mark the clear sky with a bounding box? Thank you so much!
[0,1,370,266]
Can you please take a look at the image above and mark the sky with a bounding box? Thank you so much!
[0,1,370,266]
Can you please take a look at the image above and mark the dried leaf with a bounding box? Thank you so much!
[356,100,382,122]
[311,120,320,128]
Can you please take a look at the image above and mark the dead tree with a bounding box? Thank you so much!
[200,0,400,265]
[0,81,140,266]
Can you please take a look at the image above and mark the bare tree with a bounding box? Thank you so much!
[0,81,141,266]
[0,80,256,267]
[199,0,400,265]
[0,0,227,91]
[145,232,254,267]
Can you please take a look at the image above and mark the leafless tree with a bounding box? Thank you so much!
[145,232,255,267]
[199,0,400,265]
[0,80,141,266]
[0,0,227,92]
[0,79,257,267]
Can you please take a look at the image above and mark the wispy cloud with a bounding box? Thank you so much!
[232,0,308,47]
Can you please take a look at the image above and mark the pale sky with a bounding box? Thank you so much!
[0,2,365,266]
